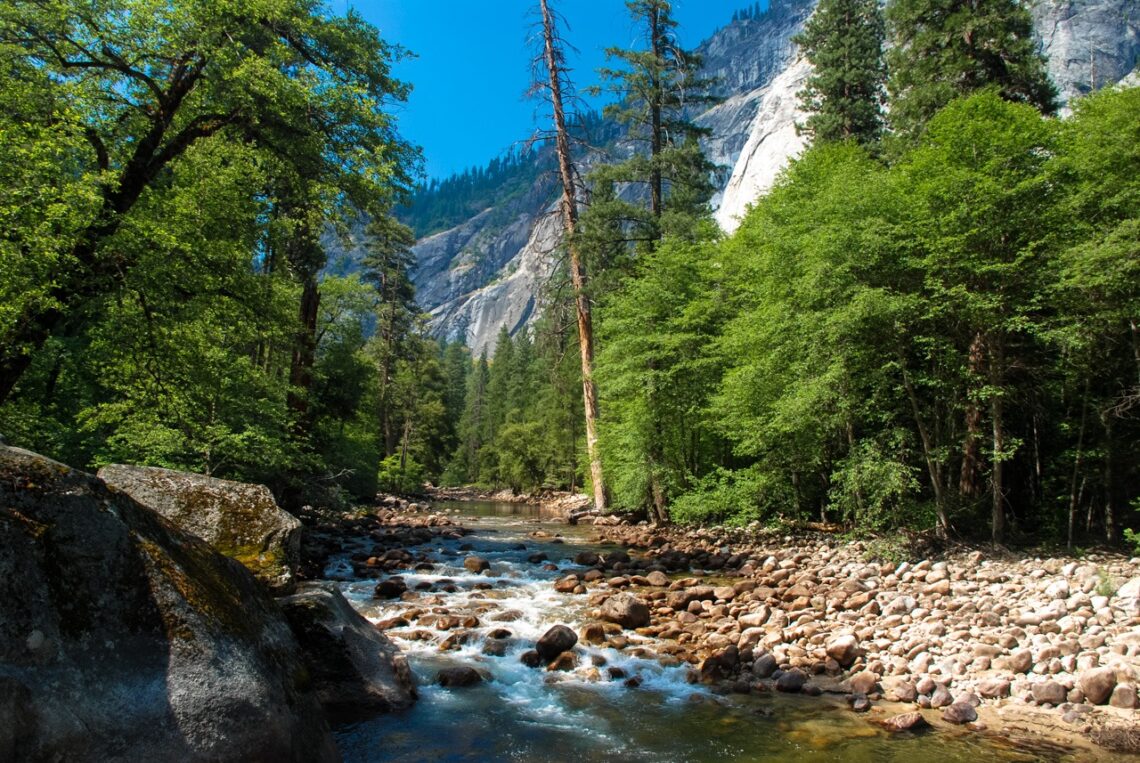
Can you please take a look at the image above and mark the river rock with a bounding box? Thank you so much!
[98,463,301,593]
[375,577,407,599]
[463,556,490,573]
[776,668,808,693]
[1110,684,1137,709]
[0,445,336,762]
[880,711,929,732]
[1031,680,1068,705]
[752,653,778,679]
[826,634,859,667]
[849,671,879,695]
[1080,666,1118,705]
[667,586,715,611]
[977,677,1011,699]
[437,666,483,687]
[942,703,978,724]
[600,594,651,629]
[646,571,670,586]
[882,677,918,702]
[930,686,954,708]
[554,575,580,593]
[280,582,416,715]
[535,624,578,661]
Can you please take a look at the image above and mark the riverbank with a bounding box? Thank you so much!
[301,499,1139,758]
[582,521,1140,755]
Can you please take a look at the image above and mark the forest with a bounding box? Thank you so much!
[1,0,1137,551]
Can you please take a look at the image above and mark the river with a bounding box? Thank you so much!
[322,501,1070,762]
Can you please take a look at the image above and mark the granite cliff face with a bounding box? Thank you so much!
[405,0,1138,353]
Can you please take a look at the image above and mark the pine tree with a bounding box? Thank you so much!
[886,0,1057,139]
[591,0,718,242]
[794,0,886,147]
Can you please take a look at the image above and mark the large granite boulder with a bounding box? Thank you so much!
[0,446,338,763]
[279,583,416,717]
[98,464,301,593]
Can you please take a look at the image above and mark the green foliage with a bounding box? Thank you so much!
[1125,527,1140,556]
[793,0,886,147]
[377,454,425,495]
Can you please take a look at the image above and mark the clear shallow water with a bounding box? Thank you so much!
[325,501,1078,763]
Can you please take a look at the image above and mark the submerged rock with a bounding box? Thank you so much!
[880,711,929,732]
[437,666,483,688]
[279,582,416,716]
[98,463,301,593]
[0,446,336,762]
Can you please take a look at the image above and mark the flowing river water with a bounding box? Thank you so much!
[322,501,1073,762]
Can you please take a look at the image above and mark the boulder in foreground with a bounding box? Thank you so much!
[0,446,336,763]
[280,582,416,717]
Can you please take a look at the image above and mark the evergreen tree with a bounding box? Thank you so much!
[793,0,886,147]
[886,0,1057,139]
[589,0,718,245]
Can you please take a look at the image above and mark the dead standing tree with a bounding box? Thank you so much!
[531,0,607,512]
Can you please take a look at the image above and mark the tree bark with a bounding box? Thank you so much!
[990,338,1005,546]
[540,0,607,512]
[288,275,320,436]
[900,357,949,536]
[960,330,986,498]
[1067,379,1089,549]
[648,4,663,218]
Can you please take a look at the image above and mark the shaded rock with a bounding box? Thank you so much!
[752,653,778,679]
[1080,667,1117,705]
[99,463,301,593]
[941,703,977,724]
[535,625,578,661]
[374,577,407,599]
[280,582,416,715]
[437,666,483,688]
[849,694,871,713]
[0,446,336,763]
[880,711,929,732]
[776,668,808,693]
[520,650,543,668]
[574,551,600,566]
[600,594,651,629]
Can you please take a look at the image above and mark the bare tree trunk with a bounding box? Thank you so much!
[649,5,663,218]
[990,338,1005,546]
[1102,412,1117,544]
[960,330,986,498]
[539,0,607,511]
[288,275,320,437]
[900,358,949,536]
[1067,379,1089,549]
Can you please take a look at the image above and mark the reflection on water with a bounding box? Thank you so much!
[327,501,1076,763]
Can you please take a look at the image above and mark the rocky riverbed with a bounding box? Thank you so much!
[581,522,1140,755]
[300,497,1140,759]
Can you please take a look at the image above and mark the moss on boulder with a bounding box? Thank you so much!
[98,464,301,593]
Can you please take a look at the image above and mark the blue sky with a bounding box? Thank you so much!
[336,1,755,181]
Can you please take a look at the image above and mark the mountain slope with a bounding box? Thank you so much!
[403,0,1138,354]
